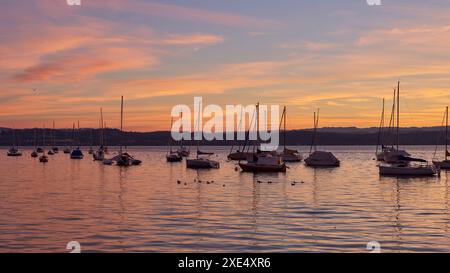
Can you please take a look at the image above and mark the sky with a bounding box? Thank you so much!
[1,0,450,131]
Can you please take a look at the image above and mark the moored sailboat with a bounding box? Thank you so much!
[51,121,59,153]
[304,109,340,167]
[433,106,450,170]
[39,125,49,163]
[376,89,410,162]
[93,108,107,161]
[104,96,142,166]
[7,129,22,157]
[31,130,38,158]
[379,81,438,176]
[70,122,84,159]
[166,117,182,162]
[186,102,219,169]
[238,103,286,172]
[278,106,302,162]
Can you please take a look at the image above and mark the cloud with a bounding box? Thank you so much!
[85,0,277,28]
[280,41,335,51]
[159,33,224,45]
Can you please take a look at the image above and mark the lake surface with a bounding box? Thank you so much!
[0,146,449,253]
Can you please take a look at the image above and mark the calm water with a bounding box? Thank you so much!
[0,146,449,253]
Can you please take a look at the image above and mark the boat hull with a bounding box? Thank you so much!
[304,159,340,167]
[227,152,254,160]
[281,154,302,162]
[379,165,438,176]
[239,162,286,173]
[433,160,450,170]
[167,155,182,162]
[186,159,220,169]
[7,152,22,157]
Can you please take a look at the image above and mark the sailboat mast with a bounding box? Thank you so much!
[396,81,400,150]
[284,106,287,150]
[196,101,201,158]
[376,98,385,154]
[77,120,81,148]
[446,106,449,161]
[52,121,55,146]
[120,96,124,154]
[255,102,260,153]
[310,111,316,154]
[100,108,104,146]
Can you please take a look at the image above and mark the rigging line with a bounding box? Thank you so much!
[387,89,396,147]
[433,108,447,159]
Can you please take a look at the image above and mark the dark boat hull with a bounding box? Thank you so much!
[228,152,254,160]
[239,162,286,173]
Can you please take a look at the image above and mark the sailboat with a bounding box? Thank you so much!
[304,109,340,167]
[176,112,190,158]
[433,106,450,169]
[228,107,256,160]
[39,125,49,163]
[64,124,74,154]
[47,123,55,156]
[278,106,302,162]
[93,108,107,161]
[239,103,286,173]
[376,89,410,162]
[7,129,22,157]
[51,121,59,153]
[31,129,38,158]
[186,102,219,169]
[379,81,438,176]
[166,117,182,162]
[104,96,142,166]
[70,121,84,159]
[88,129,94,154]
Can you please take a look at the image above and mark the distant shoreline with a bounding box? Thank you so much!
[0,127,447,146]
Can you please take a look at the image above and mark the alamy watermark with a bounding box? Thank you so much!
[170,97,280,150]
